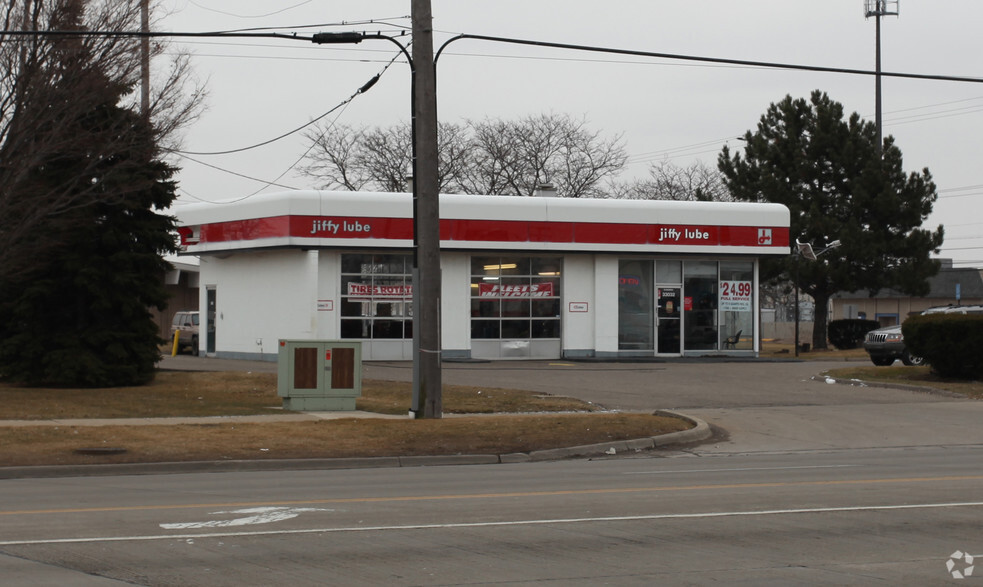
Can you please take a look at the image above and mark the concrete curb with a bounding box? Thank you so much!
[813,374,969,399]
[0,412,712,480]
[526,410,711,461]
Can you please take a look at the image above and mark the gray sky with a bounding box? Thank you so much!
[161,1,983,268]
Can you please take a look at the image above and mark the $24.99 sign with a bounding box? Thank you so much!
[719,280,752,312]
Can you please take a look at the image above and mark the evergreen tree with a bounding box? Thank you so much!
[718,90,944,349]
[0,3,177,386]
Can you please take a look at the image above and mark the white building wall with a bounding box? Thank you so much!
[560,255,596,358]
[441,253,472,358]
[316,251,341,340]
[200,250,318,359]
[594,256,621,355]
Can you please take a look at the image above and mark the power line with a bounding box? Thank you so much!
[5,28,983,86]
[166,51,398,64]
[939,184,983,194]
[172,53,399,156]
[177,154,300,191]
[187,0,317,19]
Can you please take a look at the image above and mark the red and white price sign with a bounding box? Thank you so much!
[719,280,752,312]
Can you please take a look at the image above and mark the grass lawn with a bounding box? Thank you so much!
[0,371,690,467]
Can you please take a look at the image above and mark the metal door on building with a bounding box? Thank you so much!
[206,287,217,355]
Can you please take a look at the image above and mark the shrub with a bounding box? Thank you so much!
[828,319,881,350]
[903,313,983,380]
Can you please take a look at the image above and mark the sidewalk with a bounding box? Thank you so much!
[0,411,405,428]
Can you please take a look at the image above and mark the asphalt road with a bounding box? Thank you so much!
[2,446,982,585]
[3,356,982,585]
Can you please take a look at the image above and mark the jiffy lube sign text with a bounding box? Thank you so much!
[310,219,372,235]
[656,227,713,243]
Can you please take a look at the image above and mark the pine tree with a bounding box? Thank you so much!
[718,90,944,349]
[0,3,177,386]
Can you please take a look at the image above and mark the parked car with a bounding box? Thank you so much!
[169,311,200,355]
[863,305,983,366]
[863,324,920,366]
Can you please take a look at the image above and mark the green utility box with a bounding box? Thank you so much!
[277,340,362,411]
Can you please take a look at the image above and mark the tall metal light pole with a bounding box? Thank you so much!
[865,0,899,157]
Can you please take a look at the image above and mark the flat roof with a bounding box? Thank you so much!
[175,190,790,257]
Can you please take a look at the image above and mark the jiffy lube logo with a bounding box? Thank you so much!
[657,227,710,242]
[310,219,371,235]
[946,550,976,579]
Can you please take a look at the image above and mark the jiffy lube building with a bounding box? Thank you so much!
[175,190,789,361]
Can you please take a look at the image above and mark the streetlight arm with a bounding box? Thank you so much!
[312,31,414,70]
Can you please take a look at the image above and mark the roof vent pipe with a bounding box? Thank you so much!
[532,183,557,198]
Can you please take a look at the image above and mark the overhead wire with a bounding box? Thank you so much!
[173,48,405,203]
[172,49,403,156]
[187,0,317,19]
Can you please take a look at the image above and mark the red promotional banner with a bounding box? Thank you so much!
[478,283,554,298]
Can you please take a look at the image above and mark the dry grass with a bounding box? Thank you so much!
[0,414,689,467]
[0,371,601,421]
[759,342,868,361]
[0,371,684,468]
[825,365,983,399]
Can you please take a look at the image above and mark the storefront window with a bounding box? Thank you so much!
[683,261,719,351]
[656,260,681,284]
[340,253,413,339]
[719,261,754,350]
[618,260,654,350]
[470,256,561,340]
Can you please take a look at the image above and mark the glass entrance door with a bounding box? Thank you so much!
[619,260,683,355]
[657,287,681,354]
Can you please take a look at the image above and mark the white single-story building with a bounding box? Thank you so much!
[175,190,790,361]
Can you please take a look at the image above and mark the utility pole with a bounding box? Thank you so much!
[864,0,899,157]
[140,0,149,117]
[410,0,442,418]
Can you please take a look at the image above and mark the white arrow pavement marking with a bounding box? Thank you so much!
[160,506,334,530]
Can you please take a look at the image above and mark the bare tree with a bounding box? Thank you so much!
[302,121,470,193]
[0,0,202,282]
[300,123,375,191]
[301,113,628,198]
[611,160,731,201]
[456,117,517,196]
[467,113,627,198]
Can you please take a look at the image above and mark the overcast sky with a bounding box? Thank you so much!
[160,1,983,268]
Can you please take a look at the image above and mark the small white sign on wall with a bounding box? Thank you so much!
[316,300,334,311]
[568,302,589,313]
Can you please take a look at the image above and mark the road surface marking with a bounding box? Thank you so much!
[624,464,859,475]
[160,507,333,529]
[2,501,983,547]
[3,474,983,517]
